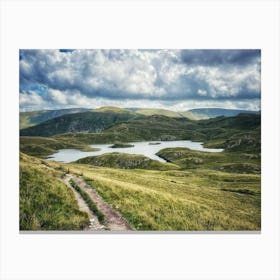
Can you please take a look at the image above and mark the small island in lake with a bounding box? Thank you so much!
[149,142,161,145]
[110,142,134,148]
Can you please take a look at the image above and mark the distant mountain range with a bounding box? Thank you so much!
[187,108,259,119]
[20,106,259,129]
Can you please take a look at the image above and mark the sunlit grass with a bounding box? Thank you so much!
[20,154,89,230]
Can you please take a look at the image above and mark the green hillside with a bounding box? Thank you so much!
[20,107,260,130]
[93,106,133,113]
[129,107,258,120]
[75,152,178,170]
[20,153,89,230]
[20,152,261,230]
[20,113,260,158]
[20,108,90,129]
[68,160,261,230]
[156,148,260,174]
[134,108,184,118]
[20,110,138,137]
[187,108,259,119]
[19,109,261,231]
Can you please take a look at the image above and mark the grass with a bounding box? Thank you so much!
[75,152,179,170]
[156,148,260,174]
[20,136,99,158]
[20,113,260,160]
[18,112,261,231]
[20,154,89,230]
[66,162,261,231]
[20,110,138,137]
[19,127,261,231]
[110,142,134,148]
[69,179,104,223]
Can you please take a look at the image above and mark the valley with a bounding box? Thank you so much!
[19,107,261,231]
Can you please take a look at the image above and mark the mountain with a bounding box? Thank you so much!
[20,111,260,151]
[92,106,132,113]
[20,108,90,129]
[126,107,258,120]
[20,110,138,137]
[186,108,259,119]
[102,113,260,145]
[132,108,185,118]
[20,107,260,130]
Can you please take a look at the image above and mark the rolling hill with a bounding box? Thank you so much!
[128,107,258,119]
[20,108,91,129]
[20,106,260,130]
[20,113,261,158]
[20,110,139,137]
[187,108,259,119]
[19,108,261,231]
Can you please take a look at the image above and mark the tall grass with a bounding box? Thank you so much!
[20,163,89,230]
[20,152,261,231]
[75,165,261,231]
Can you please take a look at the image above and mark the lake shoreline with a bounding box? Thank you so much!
[47,140,224,163]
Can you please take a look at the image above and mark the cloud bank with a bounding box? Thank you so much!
[19,49,261,111]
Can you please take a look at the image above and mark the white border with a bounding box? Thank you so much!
[1,1,280,279]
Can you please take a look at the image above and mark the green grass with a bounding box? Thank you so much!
[134,108,185,118]
[65,162,261,231]
[156,148,260,174]
[20,154,89,230]
[69,179,104,223]
[20,108,90,129]
[110,142,134,148]
[75,152,179,170]
[18,112,261,231]
[20,152,261,231]
[20,113,260,160]
[20,110,138,137]
[20,136,99,158]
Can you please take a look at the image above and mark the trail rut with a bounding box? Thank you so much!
[63,174,132,231]
[62,175,105,231]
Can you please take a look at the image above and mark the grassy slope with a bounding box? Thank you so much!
[20,111,138,137]
[20,108,90,129]
[187,108,258,119]
[19,112,261,231]
[20,136,98,158]
[134,108,184,118]
[156,148,260,174]
[20,148,261,230]
[20,113,260,158]
[69,163,261,231]
[20,107,259,130]
[92,106,132,113]
[75,152,179,170]
[20,153,89,230]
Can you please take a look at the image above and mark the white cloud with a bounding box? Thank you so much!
[19,91,46,111]
[20,49,261,111]
[197,89,207,96]
[48,89,68,104]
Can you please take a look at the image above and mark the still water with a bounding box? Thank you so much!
[48,140,223,163]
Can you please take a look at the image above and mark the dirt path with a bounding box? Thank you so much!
[72,176,132,231]
[62,175,105,231]
[63,174,132,231]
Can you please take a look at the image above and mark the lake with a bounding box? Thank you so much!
[48,140,223,163]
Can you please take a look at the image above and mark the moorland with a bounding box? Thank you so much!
[19,107,261,231]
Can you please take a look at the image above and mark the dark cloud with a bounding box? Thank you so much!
[59,49,75,53]
[180,49,260,67]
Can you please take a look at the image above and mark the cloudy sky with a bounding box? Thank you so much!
[19,49,261,112]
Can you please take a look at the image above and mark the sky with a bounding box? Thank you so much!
[19,49,261,112]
